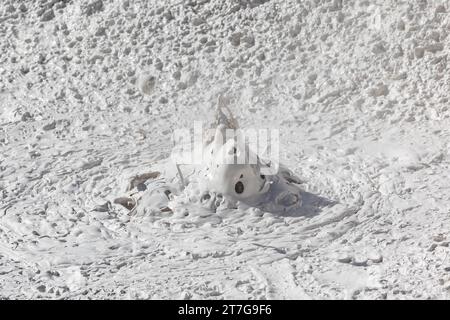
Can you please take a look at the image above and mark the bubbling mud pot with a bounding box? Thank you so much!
[1,0,449,299]
[115,103,305,220]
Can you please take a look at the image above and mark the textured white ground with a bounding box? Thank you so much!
[1,0,450,299]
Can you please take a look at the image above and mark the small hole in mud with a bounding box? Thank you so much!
[240,174,243,178]
[235,181,244,194]
[184,211,189,217]
[260,174,265,179]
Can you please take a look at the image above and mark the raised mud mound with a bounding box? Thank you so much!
[0,0,449,299]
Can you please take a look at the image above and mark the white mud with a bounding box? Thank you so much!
[0,0,449,299]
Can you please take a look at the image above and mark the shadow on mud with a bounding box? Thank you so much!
[286,190,337,217]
